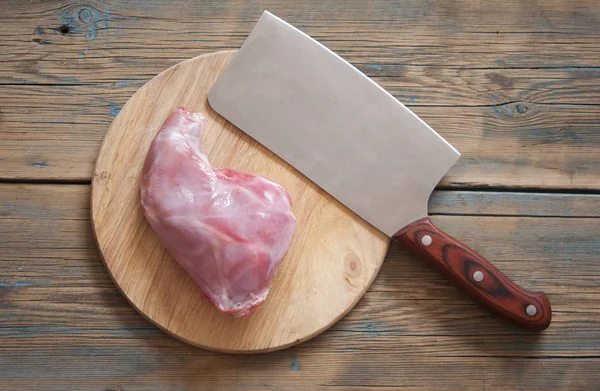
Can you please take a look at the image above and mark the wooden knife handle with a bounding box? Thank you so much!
[393,217,551,331]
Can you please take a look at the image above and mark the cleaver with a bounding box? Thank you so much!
[208,11,551,331]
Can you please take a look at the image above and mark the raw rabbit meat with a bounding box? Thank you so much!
[141,107,296,317]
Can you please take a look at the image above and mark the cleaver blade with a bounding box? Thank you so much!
[208,10,551,331]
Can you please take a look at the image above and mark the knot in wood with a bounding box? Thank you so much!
[516,103,529,114]
[78,8,94,24]
[344,254,362,278]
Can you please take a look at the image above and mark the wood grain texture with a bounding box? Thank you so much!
[429,191,600,217]
[2,0,600,388]
[91,51,390,352]
[0,0,599,190]
[4,84,599,187]
[2,184,600,390]
[395,217,552,331]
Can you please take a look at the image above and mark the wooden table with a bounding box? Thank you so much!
[1,1,599,389]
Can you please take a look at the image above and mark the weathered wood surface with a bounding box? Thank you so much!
[3,83,600,187]
[1,185,600,390]
[1,0,599,188]
[1,0,599,389]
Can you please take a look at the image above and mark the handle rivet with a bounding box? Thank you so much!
[421,235,432,246]
[473,271,484,282]
[526,305,537,316]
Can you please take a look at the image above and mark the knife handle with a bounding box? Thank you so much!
[393,217,551,331]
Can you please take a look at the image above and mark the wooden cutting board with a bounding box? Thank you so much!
[91,50,390,353]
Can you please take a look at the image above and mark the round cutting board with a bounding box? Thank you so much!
[91,50,390,353]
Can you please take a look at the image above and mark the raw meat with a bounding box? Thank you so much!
[141,107,296,317]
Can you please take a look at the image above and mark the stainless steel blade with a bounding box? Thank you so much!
[208,11,460,236]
